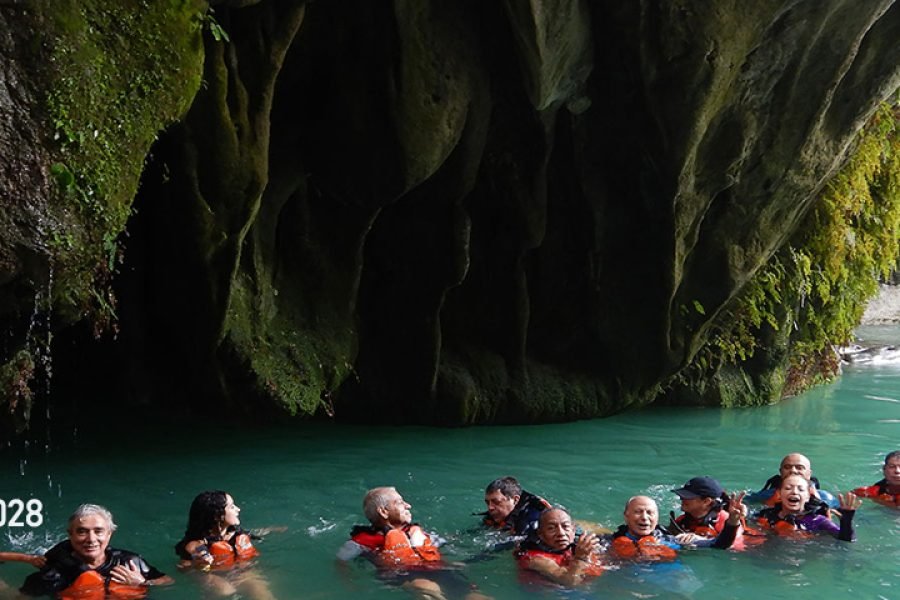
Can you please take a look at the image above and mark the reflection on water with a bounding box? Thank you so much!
[1,328,900,599]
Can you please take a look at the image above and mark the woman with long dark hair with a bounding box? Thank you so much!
[175,491,275,599]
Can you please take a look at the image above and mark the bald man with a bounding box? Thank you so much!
[608,496,741,560]
[751,453,835,512]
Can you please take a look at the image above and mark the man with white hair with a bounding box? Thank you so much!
[20,503,172,597]
[337,487,488,600]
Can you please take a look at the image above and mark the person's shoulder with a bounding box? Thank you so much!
[519,490,551,509]
[40,540,80,569]
[762,474,781,489]
[347,525,384,550]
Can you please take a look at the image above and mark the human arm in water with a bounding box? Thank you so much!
[247,526,288,538]
[180,540,215,570]
[835,491,861,542]
[0,552,44,568]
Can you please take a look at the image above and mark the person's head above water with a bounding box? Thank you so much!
[363,486,412,529]
[883,451,900,488]
[623,496,659,537]
[67,504,117,568]
[779,453,812,480]
[536,507,575,551]
[671,476,725,519]
[484,476,522,523]
[778,474,811,515]
[184,491,240,539]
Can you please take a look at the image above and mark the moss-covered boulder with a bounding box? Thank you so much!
[0,0,204,434]
[2,0,900,429]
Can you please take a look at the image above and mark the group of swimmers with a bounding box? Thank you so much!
[0,451,897,599]
[336,451,900,598]
[0,491,276,600]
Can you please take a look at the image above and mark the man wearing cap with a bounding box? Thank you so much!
[607,494,744,561]
[667,477,747,550]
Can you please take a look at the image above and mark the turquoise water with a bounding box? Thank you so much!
[2,328,900,599]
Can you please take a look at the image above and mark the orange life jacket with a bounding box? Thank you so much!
[674,509,747,550]
[756,515,814,539]
[380,525,442,566]
[610,534,678,562]
[207,532,260,569]
[58,570,147,600]
[517,547,605,577]
[852,484,900,508]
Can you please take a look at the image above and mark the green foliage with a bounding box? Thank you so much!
[0,350,36,434]
[39,0,205,326]
[203,8,231,43]
[788,103,900,358]
[692,300,706,315]
[684,101,900,394]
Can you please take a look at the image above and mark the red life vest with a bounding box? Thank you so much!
[852,484,900,508]
[351,524,442,568]
[517,547,604,577]
[207,532,260,569]
[610,534,677,562]
[59,570,147,600]
[755,515,814,539]
[674,509,746,550]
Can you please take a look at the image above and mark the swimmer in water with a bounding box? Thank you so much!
[515,507,605,587]
[608,495,743,561]
[480,476,550,536]
[749,453,834,513]
[175,491,276,600]
[755,474,860,541]
[852,450,900,507]
[667,477,748,549]
[337,486,490,600]
[20,503,172,597]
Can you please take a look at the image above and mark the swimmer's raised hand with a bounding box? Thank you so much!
[727,491,747,525]
[838,491,862,511]
[573,532,601,561]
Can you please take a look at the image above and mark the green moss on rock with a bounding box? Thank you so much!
[40,0,205,323]
[674,100,900,405]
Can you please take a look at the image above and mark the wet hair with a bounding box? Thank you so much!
[68,504,116,533]
[363,487,397,524]
[182,490,230,541]
[885,451,900,464]
[485,477,522,499]
[538,506,571,527]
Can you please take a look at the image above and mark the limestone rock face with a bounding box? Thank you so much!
[1,0,899,428]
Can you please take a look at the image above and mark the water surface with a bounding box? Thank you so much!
[2,328,899,599]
